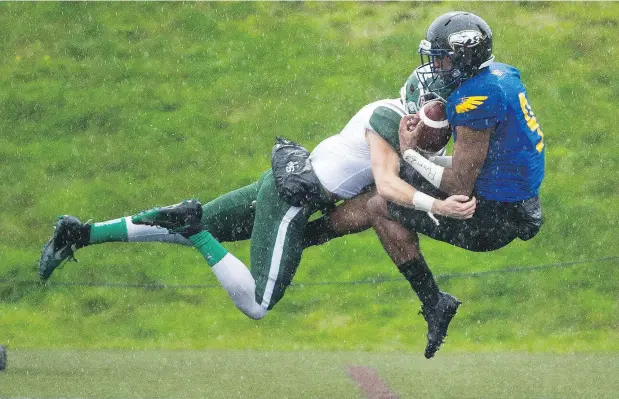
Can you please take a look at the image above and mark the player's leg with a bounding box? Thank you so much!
[130,171,283,319]
[131,197,269,320]
[376,196,521,358]
[249,171,314,310]
[365,194,461,359]
[38,214,191,280]
[302,190,374,248]
[39,176,264,281]
[366,195,444,308]
[131,170,315,317]
[386,198,520,253]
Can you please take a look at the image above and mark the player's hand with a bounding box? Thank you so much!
[433,195,476,220]
[398,113,421,153]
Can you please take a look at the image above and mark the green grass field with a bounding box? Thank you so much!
[1,349,619,399]
[0,2,618,397]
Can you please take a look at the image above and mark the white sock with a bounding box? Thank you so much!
[211,253,268,320]
[125,217,192,245]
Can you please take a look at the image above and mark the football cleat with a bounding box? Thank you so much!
[39,216,89,281]
[421,291,461,359]
[131,199,203,238]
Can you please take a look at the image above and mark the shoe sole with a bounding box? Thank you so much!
[131,209,192,233]
[131,201,202,234]
[39,237,62,281]
[38,218,79,281]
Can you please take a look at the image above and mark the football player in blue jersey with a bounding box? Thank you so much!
[350,11,545,359]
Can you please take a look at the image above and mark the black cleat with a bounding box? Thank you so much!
[421,291,461,359]
[131,199,203,238]
[39,216,89,281]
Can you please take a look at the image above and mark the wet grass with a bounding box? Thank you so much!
[1,349,619,399]
[0,2,617,354]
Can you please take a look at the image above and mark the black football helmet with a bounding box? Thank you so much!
[418,12,494,92]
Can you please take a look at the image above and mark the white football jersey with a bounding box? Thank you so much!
[309,99,406,199]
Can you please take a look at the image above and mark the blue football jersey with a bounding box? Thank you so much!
[446,62,545,202]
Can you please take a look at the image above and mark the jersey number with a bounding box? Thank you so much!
[518,93,544,153]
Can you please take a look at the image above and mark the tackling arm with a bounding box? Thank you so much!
[366,129,476,220]
[439,125,492,196]
[366,130,418,208]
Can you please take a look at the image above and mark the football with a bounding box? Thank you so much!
[416,100,451,153]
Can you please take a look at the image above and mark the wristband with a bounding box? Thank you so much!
[412,191,435,213]
[403,149,445,188]
[412,192,440,226]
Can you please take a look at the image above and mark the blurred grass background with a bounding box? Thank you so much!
[0,2,617,353]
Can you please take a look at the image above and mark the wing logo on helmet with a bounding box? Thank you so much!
[448,30,485,50]
[455,96,488,114]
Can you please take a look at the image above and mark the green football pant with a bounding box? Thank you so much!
[201,169,321,310]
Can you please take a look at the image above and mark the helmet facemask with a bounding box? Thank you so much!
[418,39,465,93]
[400,64,451,114]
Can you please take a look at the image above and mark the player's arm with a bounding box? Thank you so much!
[366,130,475,219]
[402,124,491,197]
[366,130,416,208]
[367,109,434,208]
[440,125,492,196]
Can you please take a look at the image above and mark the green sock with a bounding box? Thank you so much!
[89,218,129,244]
[189,231,228,267]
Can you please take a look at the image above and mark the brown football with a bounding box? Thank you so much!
[416,100,451,153]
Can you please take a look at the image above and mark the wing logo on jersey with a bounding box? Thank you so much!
[455,96,488,114]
